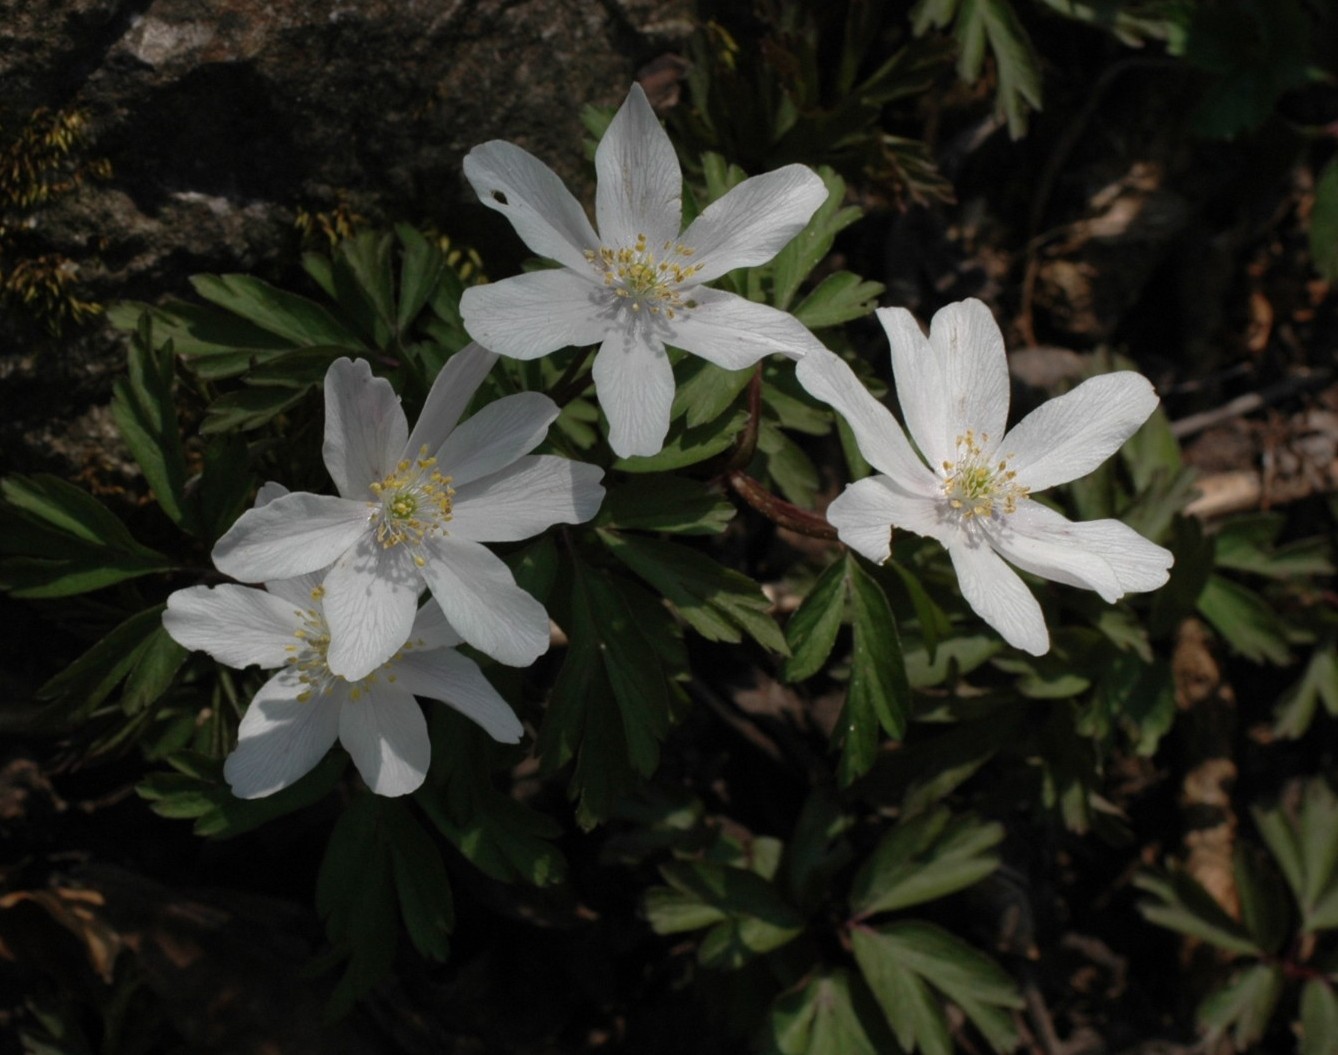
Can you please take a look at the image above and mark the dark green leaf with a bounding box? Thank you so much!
[1312,158,1338,282]
[1301,978,1338,1055]
[1198,963,1284,1049]
[191,274,363,349]
[597,475,736,535]
[792,271,884,329]
[765,971,883,1055]
[1197,574,1291,665]
[202,385,313,434]
[1135,868,1263,955]
[783,558,847,682]
[614,410,748,473]
[382,800,454,961]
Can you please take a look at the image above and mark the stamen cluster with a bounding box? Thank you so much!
[584,233,702,318]
[368,445,455,555]
[940,429,1029,520]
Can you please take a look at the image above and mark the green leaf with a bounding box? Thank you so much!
[850,808,1004,917]
[1301,979,1338,1055]
[315,794,399,1016]
[201,385,313,434]
[852,927,950,1055]
[1253,780,1338,932]
[1135,867,1264,956]
[1274,641,1338,739]
[120,624,188,714]
[852,921,1021,1053]
[614,410,748,473]
[783,558,848,682]
[765,971,884,1055]
[137,751,344,838]
[672,358,754,428]
[382,799,454,961]
[195,434,258,544]
[1197,574,1291,665]
[769,168,861,312]
[37,606,170,715]
[417,706,566,887]
[396,224,450,331]
[2,474,146,551]
[110,317,195,532]
[757,423,820,507]
[1198,963,1284,1049]
[792,271,884,329]
[107,300,292,379]
[191,273,364,349]
[331,231,396,348]
[1312,158,1338,282]
[837,553,910,784]
[1233,843,1290,956]
[597,475,736,535]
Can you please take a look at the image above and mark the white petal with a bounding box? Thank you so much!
[794,347,933,484]
[322,535,422,682]
[877,306,952,470]
[212,493,371,582]
[322,358,408,499]
[418,536,550,667]
[828,476,954,565]
[163,585,297,669]
[436,392,559,487]
[254,480,289,507]
[595,83,681,250]
[338,684,429,797]
[463,140,599,272]
[948,538,1050,656]
[223,671,342,798]
[460,270,614,361]
[928,299,1010,453]
[996,503,1172,597]
[265,571,329,608]
[409,598,463,650]
[680,165,828,285]
[395,649,523,743]
[593,327,674,457]
[984,504,1124,603]
[403,343,498,459]
[668,288,822,369]
[449,456,605,542]
[1004,372,1160,493]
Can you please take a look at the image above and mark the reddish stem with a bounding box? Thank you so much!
[727,470,839,540]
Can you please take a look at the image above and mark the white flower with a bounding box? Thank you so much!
[163,578,522,798]
[211,345,605,679]
[797,299,1174,656]
[459,83,828,458]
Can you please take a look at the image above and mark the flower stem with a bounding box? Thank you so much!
[725,364,764,471]
[727,470,838,540]
[549,345,595,406]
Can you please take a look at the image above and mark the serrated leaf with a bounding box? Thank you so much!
[766,970,883,1055]
[191,273,364,349]
[770,168,861,312]
[851,921,1021,1053]
[672,358,755,428]
[837,553,910,784]
[597,475,736,535]
[1275,642,1338,739]
[396,224,451,331]
[851,927,953,1055]
[2,474,146,551]
[1197,574,1291,665]
[331,231,396,348]
[783,558,848,682]
[600,531,788,653]
[614,410,748,473]
[1135,868,1264,955]
[107,300,292,378]
[1198,963,1284,1049]
[202,385,313,434]
[792,271,884,329]
[850,808,1004,917]
[1301,978,1338,1055]
[110,319,194,532]
[36,606,168,715]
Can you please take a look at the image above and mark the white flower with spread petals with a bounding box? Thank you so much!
[164,577,522,798]
[459,83,828,457]
[211,345,605,679]
[797,299,1174,656]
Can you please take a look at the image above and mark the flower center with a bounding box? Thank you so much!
[367,445,454,561]
[584,233,702,319]
[940,430,1029,520]
[284,586,424,702]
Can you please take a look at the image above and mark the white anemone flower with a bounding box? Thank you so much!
[164,576,522,798]
[458,83,828,457]
[211,345,605,679]
[797,299,1174,656]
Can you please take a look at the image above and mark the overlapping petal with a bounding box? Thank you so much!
[462,139,598,272]
[338,684,430,797]
[595,83,681,250]
[680,165,829,285]
[212,492,370,582]
[223,670,343,799]
[449,456,606,542]
[593,327,676,458]
[1003,372,1159,493]
[436,391,560,486]
[163,584,301,669]
[670,288,822,369]
[323,358,408,499]
[828,476,951,565]
[322,535,421,681]
[419,536,551,667]
[403,342,499,458]
[947,539,1050,656]
[395,648,524,743]
[459,270,613,361]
